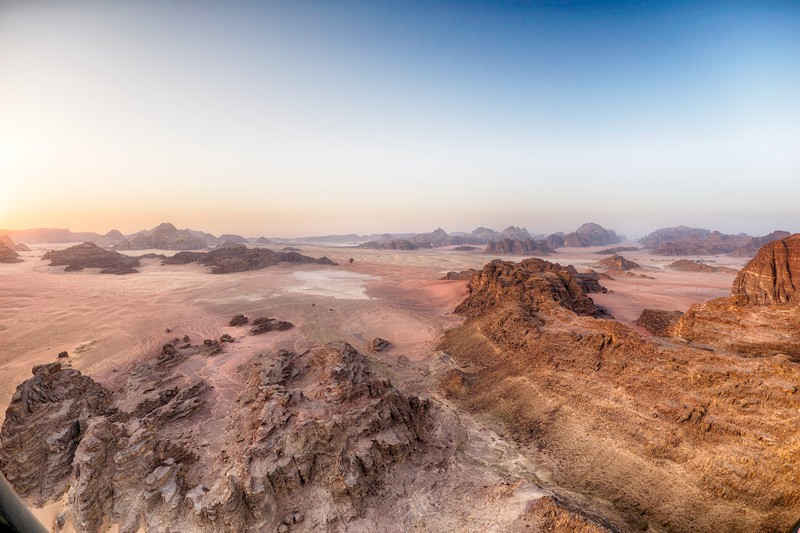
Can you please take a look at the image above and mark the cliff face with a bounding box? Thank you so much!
[163,243,336,273]
[731,233,800,305]
[440,256,800,532]
[0,343,443,533]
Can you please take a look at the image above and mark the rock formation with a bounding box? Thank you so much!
[484,238,553,255]
[635,309,684,336]
[668,259,737,273]
[217,234,248,244]
[358,240,426,250]
[731,233,800,305]
[640,226,791,257]
[560,223,621,247]
[0,245,23,264]
[115,223,209,251]
[0,340,449,533]
[249,317,293,335]
[0,235,30,252]
[163,243,336,273]
[42,242,140,274]
[452,245,477,251]
[594,246,638,255]
[597,254,639,271]
[439,254,800,532]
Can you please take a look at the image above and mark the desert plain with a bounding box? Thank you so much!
[1,240,765,532]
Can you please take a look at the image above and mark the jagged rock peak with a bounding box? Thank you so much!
[731,233,800,305]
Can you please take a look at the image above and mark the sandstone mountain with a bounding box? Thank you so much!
[731,233,800,305]
[217,234,248,244]
[563,222,621,247]
[484,238,553,256]
[640,226,791,257]
[42,242,140,274]
[0,228,103,244]
[163,242,336,273]
[115,223,209,251]
[439,256,800,531]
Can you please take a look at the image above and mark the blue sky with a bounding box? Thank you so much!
[1,0,798,237]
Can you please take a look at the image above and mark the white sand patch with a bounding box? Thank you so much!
[286,270,378,299]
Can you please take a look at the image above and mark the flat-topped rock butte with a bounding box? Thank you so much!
[0,231,798,532]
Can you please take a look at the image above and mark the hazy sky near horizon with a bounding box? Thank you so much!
[1,0,798,238]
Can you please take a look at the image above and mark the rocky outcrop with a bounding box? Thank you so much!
[452,245,477,251]
[455,259,606,322]
[1,340,443,533]
[561,223,621,247]
[731,234,800,305]
[358,240,425,250]
[440,253,800,532]
[635,309,684,336]
[0,228,102,244]
[595,246,639,255]
[42,242,140,274]
[0,245,23,263]
[163,243,336,273]
[597,254,639,271]
[249,317,293,335]
[639,226,711,248]
[115,223,209,251]
[668,260,737,273]
[92,230,126,247]
[228,314,249,327]
[217,234,248,244]
[484,239,553,255]
[370,338,391,352]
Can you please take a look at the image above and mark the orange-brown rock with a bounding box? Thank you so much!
[731,233,800,305]
[439,257,800,532]
[668,259,736,273]
[597,254,639,271]
[635,308,683,336]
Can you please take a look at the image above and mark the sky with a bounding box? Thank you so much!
[1,0,798,239]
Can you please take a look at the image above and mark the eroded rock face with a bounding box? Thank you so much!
[0,343,440,532]
[163,244,336,273]
[641,226,791,257]
[455,259,606,321]
[562,223,621,247]
[731,234,800,305]
[635,309,684,336]
[42,242,140,274]
[358,240,424,250]
[440,254,800,532]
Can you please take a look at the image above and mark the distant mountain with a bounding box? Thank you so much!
[218,234,248,244]
[0,228,102,244]
[115,223,209,251]
[640,226,791,256]
[484,238,553,255]
[561,222,621,247]
[0,235,30,251]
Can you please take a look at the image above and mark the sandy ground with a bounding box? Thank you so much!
[0,242,743,530]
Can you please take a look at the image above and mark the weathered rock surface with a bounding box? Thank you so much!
[731,233,800,305]
[114,223,209,251]
[1,341,448,533]
[370,338,391,352]
[440,269,476,281]
[594,246,639,255]
[484,238,553,255]
[597,254,639,271]
[42,242,140,274]
[635,309,684,336]
[440,255,800,532]
[0,245,23,263]
[249,317,293,335]
[668,259,737,273]
[164,243,336,273]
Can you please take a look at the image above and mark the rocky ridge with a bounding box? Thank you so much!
[596,254,639,271]
[439,252,800,531]
[115,223,209,251]
[163,243,336,273]
[484,238,553,256]
[42,242,141,274]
